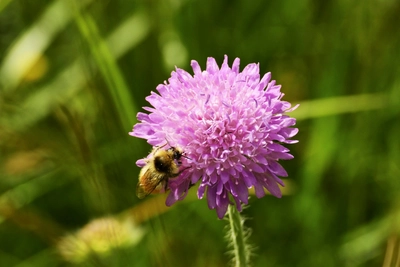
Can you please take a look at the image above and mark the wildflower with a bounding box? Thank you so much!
[57,217,144,263]
[130,55,298,219]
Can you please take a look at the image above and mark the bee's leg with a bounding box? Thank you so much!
[164,178,169,191]
[188,181,197,189]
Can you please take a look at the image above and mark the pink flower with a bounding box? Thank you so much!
[130,55,298,219]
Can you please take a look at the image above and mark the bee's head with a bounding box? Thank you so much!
[167,147,183,160]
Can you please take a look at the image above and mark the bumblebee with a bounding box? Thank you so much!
[136,146,184,199]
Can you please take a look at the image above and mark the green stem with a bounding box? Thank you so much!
[227,204,248,267]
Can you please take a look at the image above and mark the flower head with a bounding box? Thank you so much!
[130,55,298,219]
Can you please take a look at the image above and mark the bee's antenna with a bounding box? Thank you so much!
[154,143,167,153]
[164,138,174,149]
[181,153,192,160]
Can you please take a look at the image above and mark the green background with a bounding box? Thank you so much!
[1,0,399,266]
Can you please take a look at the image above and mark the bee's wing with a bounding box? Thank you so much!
[136,167,166,199]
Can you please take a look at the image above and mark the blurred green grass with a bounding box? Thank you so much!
[1,0,400,266]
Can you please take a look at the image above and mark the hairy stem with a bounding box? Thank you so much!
[227,205,248,267]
